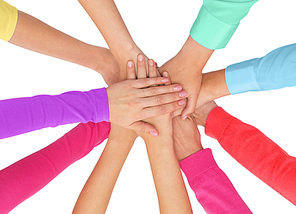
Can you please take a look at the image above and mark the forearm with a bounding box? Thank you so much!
[0,121,110,214]
[0,88,109,139]
[78,0,141,64]
[197,69,230,108]
[144,133,192,214]
[205,107,296,205]
[9,11,108,72]
[73,125,136,214]
[180,149,252,214]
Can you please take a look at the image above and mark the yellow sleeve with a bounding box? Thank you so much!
[0,0,18,41]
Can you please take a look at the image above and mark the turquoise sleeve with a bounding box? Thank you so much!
[225,44,296,94]
[190,0,258,50]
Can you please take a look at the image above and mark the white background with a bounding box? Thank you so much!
[1,0,296,213]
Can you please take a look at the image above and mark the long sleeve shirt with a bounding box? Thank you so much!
[0,0,17,41]
[190,0,258,50]
[180,148,252,214]
[225,43,296,94]
[0,121,110,214]
[205,107,296,205]
[0,88,109,139]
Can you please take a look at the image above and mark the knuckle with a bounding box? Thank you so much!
[157,105,167,115]
[155,96,164,105]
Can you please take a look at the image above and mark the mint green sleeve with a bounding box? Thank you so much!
[190,0,258,50]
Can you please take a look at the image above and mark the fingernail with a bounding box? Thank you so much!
[138,55,144,62]
[127,61,133,67]
[171,112,174,118]
[183,115,187,120]
[150,131,158,136]
[178,99,185,105]
[163,72,168,77]
[174,85,182,91]
[162,78,169,83]
[179,91,187,97]
[149,60,154,66]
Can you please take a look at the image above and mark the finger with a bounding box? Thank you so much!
[171,106,184,118]
[162,71,172,85]
[181,96,197,120]
[148,59,157,78]
[129,121,159,136]
[141,100,186,120]
[140,84,183,97]
[137,54,147,79]
[127,60,136,80]
[131,77,170,88]
[142,91,187,107]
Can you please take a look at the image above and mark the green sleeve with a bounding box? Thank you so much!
[190,0,258,50]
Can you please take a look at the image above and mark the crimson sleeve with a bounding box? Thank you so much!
[205,107,296,205]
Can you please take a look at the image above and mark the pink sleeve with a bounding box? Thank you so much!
[180,148,252,214]
[0,88,109,139]
[0,121,110,214]
[205,107,296,205]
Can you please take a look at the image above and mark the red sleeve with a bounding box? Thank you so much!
[0,121,110,213]
[205,107,296,205]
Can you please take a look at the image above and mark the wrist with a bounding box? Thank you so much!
[201,69,230,101]
[178,36,214,68]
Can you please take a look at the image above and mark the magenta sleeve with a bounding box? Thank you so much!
[0,121,110,213]
[205,107,296,205]
[0,88,109,139]
[179,148,252,214]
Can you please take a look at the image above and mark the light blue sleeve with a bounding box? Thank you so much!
[225,44,296,94]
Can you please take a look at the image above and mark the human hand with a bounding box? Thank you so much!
[191,101,218,127]
[134,54,181,137]
[94,48,120,86]
[172,115,203,162]
[159,36,214,120]
[107,55,186,135]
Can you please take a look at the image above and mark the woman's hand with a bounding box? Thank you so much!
[106,54,187,135]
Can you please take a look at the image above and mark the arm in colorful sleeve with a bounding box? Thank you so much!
[205,107,296,205]
[191,0,258,49]
[226,43,296,94]
[0,88,109,139]
[0,0,17,41]
[0,121,110,214]
[180,148,252,214]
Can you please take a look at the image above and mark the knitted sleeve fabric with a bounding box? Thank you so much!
[180,148,252,214]
[0,121,110,214]
[225,43,296,94]
[205,107,296,205]
[0,88,109,139]
[190,0,258,50]
[0,0,17,41]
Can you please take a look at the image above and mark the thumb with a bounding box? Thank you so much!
[129,121,159,136]
[181,96,197,120]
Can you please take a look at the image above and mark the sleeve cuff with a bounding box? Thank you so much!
[205,107,234,141]
[179,148,218,181]
[92,88,110,122]
[225,58,261,94]
[0,2,18,41]
[190,6,239,50]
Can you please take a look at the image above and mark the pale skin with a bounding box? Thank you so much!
[159,35,214,120]
[136,57,193,214]
[172,68,231,117]
[73,57,191,214]
[78,0,150,78]
[9,10,119,86]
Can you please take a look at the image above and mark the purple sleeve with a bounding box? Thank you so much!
[179,148,252,214]
[0,88,109,139]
